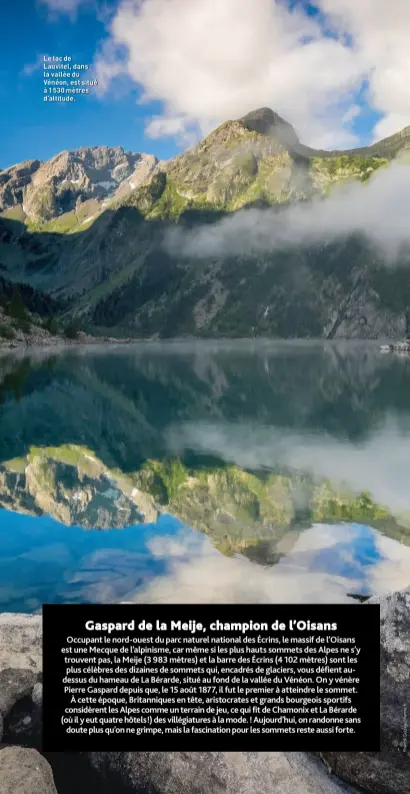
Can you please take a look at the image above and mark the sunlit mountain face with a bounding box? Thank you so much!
[1,340,410,612]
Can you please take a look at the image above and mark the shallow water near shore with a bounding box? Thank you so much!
[0,340,410,611]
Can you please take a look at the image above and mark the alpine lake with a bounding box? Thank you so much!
[1,339,409,613]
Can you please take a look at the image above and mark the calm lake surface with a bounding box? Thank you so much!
[0,340,410,612]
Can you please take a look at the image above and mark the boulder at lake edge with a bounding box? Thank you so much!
[319,586,410,794]
[0,667,38,742]
[0,746,57,794]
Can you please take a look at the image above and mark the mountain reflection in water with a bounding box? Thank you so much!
[0,340,410,611]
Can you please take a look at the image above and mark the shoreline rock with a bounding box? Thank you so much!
[0,330,137,351]
[0,746,58,794]
[0,305,138,350]
[319,587,410,794]
[0,613,41,673]
[380,340,410,354]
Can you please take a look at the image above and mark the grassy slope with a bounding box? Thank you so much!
[0,117,409,338]
[74,133,395,337]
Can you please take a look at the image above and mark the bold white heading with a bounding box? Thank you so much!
[83,619,338,635]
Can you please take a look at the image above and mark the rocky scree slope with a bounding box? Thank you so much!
[1,108,410,339]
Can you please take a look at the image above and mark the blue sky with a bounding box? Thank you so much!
[1,0,178,168]
[0,0,398,169]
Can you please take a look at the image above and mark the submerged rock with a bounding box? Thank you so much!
[320,586,410,794]
[0,746,57,794]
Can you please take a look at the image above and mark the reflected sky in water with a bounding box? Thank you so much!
[1,341,410,611]
[1,507,410,612]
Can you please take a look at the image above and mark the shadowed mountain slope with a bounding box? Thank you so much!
[1,108,410,339]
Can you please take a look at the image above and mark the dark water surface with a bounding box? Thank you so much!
[0,340,410,612]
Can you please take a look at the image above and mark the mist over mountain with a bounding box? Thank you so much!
[1,107,410,340]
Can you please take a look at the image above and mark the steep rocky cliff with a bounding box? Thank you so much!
[0,147,160,223]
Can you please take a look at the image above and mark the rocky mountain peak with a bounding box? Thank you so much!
[0,146,161,222]
[30,145,143,188]
[0,160,42,212]
[238,108,301,149]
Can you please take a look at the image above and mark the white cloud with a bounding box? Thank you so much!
[21,54,45,77]
[42,0,410,146]
[124,521,410,604]
[166,417,410,517]
[164,161,410,264]
[126,528,356,604]
[91,38,127,93]
[93,0,410,148]
[144,115,200,146]
[39,0,89,11]
[39,0,118,25]
[94,0,365,149]
[317,0,410,141]
[342,104,361,125]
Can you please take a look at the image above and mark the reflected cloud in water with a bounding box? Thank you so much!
[166,419,410,517]
[1,342,410,611]
[127,522,410,605]
[1,507,410,612]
